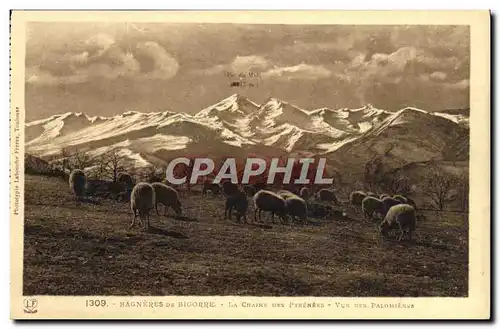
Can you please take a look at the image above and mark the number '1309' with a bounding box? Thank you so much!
[86,299,107,307]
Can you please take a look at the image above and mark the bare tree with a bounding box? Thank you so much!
[73,149,93,169]
[423,169,457,211]
[60,148,72,171]
[91,157,108,180]
[60,147,93,170]
[103,149,126,182]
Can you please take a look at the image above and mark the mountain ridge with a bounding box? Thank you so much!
[25,94,470,178]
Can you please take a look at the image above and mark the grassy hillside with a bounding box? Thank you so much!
[23,174,468,296]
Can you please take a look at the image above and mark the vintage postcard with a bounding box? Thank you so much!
[10,10,490,320]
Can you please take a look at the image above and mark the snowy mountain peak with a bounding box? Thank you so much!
[195,94,260,118]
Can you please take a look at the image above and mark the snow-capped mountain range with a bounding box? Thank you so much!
[25,94,469,174]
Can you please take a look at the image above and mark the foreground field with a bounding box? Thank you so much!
[23,175,468,296]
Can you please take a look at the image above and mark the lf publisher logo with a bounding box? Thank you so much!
[23,298,38,314]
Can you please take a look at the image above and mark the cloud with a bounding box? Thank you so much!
[331,45,469,105]
[84,51,140,79]
[26,35,179,85]
[262,63,332,81]
[135,41,179,80]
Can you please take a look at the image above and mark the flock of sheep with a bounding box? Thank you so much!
[68,168,419,242]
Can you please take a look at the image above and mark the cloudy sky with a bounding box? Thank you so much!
[25,22,470,120]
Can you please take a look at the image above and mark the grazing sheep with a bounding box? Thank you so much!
[381,197,402,216]
[202,179,220,196]
[225,190,249,222]
[253,190,288,224]
[299,187,310,200]
[393,194,408,203]
[307,201,333,218]
[379,193,390,200]
[221,181,239,197]
[85,179,127,198]
[350,190,366,206]
[379,204,417,242]
[285,196,308,224]
[151,182,182,217]
[317,188,340,204]
[69,169,87,201]
[117,172,134,187]
[243,185,256,196]
[361,196,385,221]
[130,182,156,230]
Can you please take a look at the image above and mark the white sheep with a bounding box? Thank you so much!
[69,169,86,202]
[151,182,182,217]
[253,190,288,224]
[361,196,385,221]
[350,190,366,206]
[285,196,308,224]
[225,190,248,223]
[299,187,310,200]
[317,188,340,204]
[381,197,402,216]
[379,203,417,241]
[130,182,156,230]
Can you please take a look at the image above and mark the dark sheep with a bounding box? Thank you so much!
[350,190,366,206]
[221,181,239,197]
[317,188,340,204]
[381,197,402,216]
[69,169,86,200]
[202,179,220,196]
[225,190,249,223]
[117,172,134,187]
[243,185,257,196]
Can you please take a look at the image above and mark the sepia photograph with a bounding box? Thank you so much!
[10,10,490,319]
